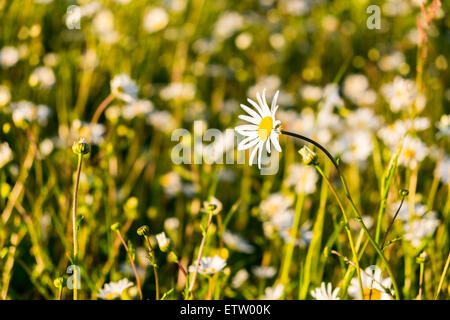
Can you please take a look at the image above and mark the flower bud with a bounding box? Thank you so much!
[110,222,120,231]
[416,251,429,264]
[137,225,149,237]
[400,189,409,197]
[203,196,222,215]
[72,138,90,155]
[54,277,64,289]
[155,232,171,252]
[298,146,318,165]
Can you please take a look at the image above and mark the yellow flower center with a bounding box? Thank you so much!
[258,116,273,141]
[363,288,382,300]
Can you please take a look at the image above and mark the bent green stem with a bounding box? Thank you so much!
[281,130,400,299]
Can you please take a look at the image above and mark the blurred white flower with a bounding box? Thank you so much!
[300,85,323,102]
[378,52,405,72]
[348,266,393,300]
[259,193,293,220]
[252,266,277,279]
[231,269,249,288]
[437,157,449,184]
[111,73,139,103]
[285,164,318,194]
[10,100,36,125]
[93,10,119,43]
[381,76,416,112]
[0,46,19,68]
[155,232,171,252]
[398,135,428,169]
[311,282,340,300]
[404,212,439,248]
[146,110,177,134]
[38,138,54,158]
[98,278,134,300]
[261,284,284,300]
[122,99,153,119]
[164,217,180,231]
[160,82,195,101]
[223,230,255,254]
[188,255,227,275]
[29,66,55,88]
[213,12,244,40]
[143,7,169,33]
[436,114,449,138]
[333,130,373,164]
[160,171,182,197]
[0,142,13,168]
[0,85,11,107]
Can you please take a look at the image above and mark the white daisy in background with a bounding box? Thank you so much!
[0,85,11,107]
[285,164,318,194]
[404,212,440,248]
[311,282,340,300]
[259,192,293,220]
[143,7,169,33]
[188,255,227,275]
[0,142,13,168]
[121,99,153,120]
[381,76,416,112]
[160,171,182,197]
[348,266,394,300]
[235,89,282,169]
[231,269,249,288]
[398,135,428,169]
[223,230,255,254]
[252,266,277,279]
[261,284,284,300]
[437,157,449,184]
[377,120,408,149]
[146,110,177,134]
[0,46,19,68]
[436,114,449,138]
[98,278,134,300]
[155,232,171,252]
[110,73,139,103]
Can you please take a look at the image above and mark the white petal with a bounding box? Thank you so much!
[247,98,265,118]
[257,141,264,169]
[235,124,258,133]
[257,89,271,116]
[249,141,262,165]
[266,139,271,153]
[238,114,261,125]
[240,104,262,121]
[238,137,259,151]
[271,90,279,113]
[270,132,282,152]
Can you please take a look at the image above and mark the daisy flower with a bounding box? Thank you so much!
[261,284,284,300]
[311,282,340,300]
[235,89,282,169]
[188,255,227,275]
[98,278,134,300]
[348,266,394,300]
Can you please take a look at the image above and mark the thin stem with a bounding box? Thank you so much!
[116,231,143,300]
[90,93,114,127]
[434,250,450,299]
[282,130,400,299]
[279,192,305,287]
[381,195,406,251]
[314,165,364,300]
[188,210,214,296]
[418,260,425,300]
[331,250,394,299]
[170,251,187,277]
[72,154,83,300]
[144,235,160,300]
